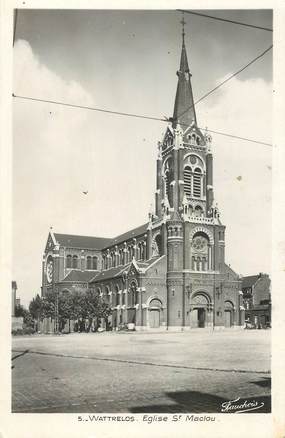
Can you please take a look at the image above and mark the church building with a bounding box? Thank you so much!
[42,27,245,331]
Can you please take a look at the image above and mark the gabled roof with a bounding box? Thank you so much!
[54,233,112,250]
[136,255,162,271]
[223,263,240,279]
[110,223,148,247]
[242,275,260,289]
[53,223,149,252]
[89,264,131,283]
[62,270,97,283]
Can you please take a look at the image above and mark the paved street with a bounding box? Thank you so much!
[12,330,271,413]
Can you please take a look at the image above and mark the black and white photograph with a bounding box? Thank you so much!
[1,2,285,438]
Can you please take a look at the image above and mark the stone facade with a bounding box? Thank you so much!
[41,32,244,331]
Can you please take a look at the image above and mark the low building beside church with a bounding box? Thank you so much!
[41,29,245,331]
[242,273,271,328]
[12,281,23,331]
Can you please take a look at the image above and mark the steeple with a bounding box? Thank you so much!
[172,15,197,131]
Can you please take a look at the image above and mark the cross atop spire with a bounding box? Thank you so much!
[180,12,186,44]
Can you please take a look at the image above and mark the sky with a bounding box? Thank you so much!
[12,9,273,307]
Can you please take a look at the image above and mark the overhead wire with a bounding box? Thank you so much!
[12,10,272,149]
[176,45,273,121]
[177,9,273,32]
[12,93,272,147]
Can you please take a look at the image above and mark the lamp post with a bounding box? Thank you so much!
[123,271,128,325]
[54,286,59,334]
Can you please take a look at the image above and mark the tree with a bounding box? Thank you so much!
[15,304,34,328]
[84,288,102,332]
[27,288,113,334]
[15,303,25,318]
[29,294,44,330]
[98,300,112,330]
[58,291,74,332]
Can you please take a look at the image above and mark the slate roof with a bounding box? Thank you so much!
[172,35,197,129]
[242,275,260,289]
[89,265,131,283]
[62,270,97,283]
[89,256,162,284]
[136,256,161,270]
[54,233,112,250]
[110,223,149,247]
[54,223,149,251]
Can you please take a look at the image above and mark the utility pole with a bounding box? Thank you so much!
[54,286,59,334]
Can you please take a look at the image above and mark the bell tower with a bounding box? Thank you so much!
[152,15,227,329]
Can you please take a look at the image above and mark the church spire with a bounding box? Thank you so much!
[172,14,197,130]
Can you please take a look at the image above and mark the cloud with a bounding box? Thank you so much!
[199,76,272,276]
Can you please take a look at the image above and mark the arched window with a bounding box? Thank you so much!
[195,205,203,217]
[129,283,137,307]
[130,245,134,260]
[127,246,131,263]
[112,289,117,306]
[66,255,72,268]
[92,256,98,270]
[86,256,92,270]
[165,170,171,200]
[152,234,162,257]
[119,249,123,265]
[105,286,110,304]
[138,243,142,260]
[184,166,192,199]
[72,255,78,269]
[196,257,201,271]
[202,257,207,271]
[193,167,202,198]
[191,233,210,272]
[116,286,120,306]
[140,243,146,260]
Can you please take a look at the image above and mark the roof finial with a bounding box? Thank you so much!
[180,12,186,44]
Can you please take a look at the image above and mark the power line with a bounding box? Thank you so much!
[177,44,273,121]
[12,93,272,147]
[12,93,166,123]
[199,127,272,147]
[178,9,273,32]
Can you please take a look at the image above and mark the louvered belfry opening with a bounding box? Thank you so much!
[193,168,202,198]
[184,166,192,199]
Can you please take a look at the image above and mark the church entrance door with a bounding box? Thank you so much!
[191,308,206,328]
[190,293,211,328]
[198,308,206,328]
[225,310,232,328]
[149,309,160,328]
